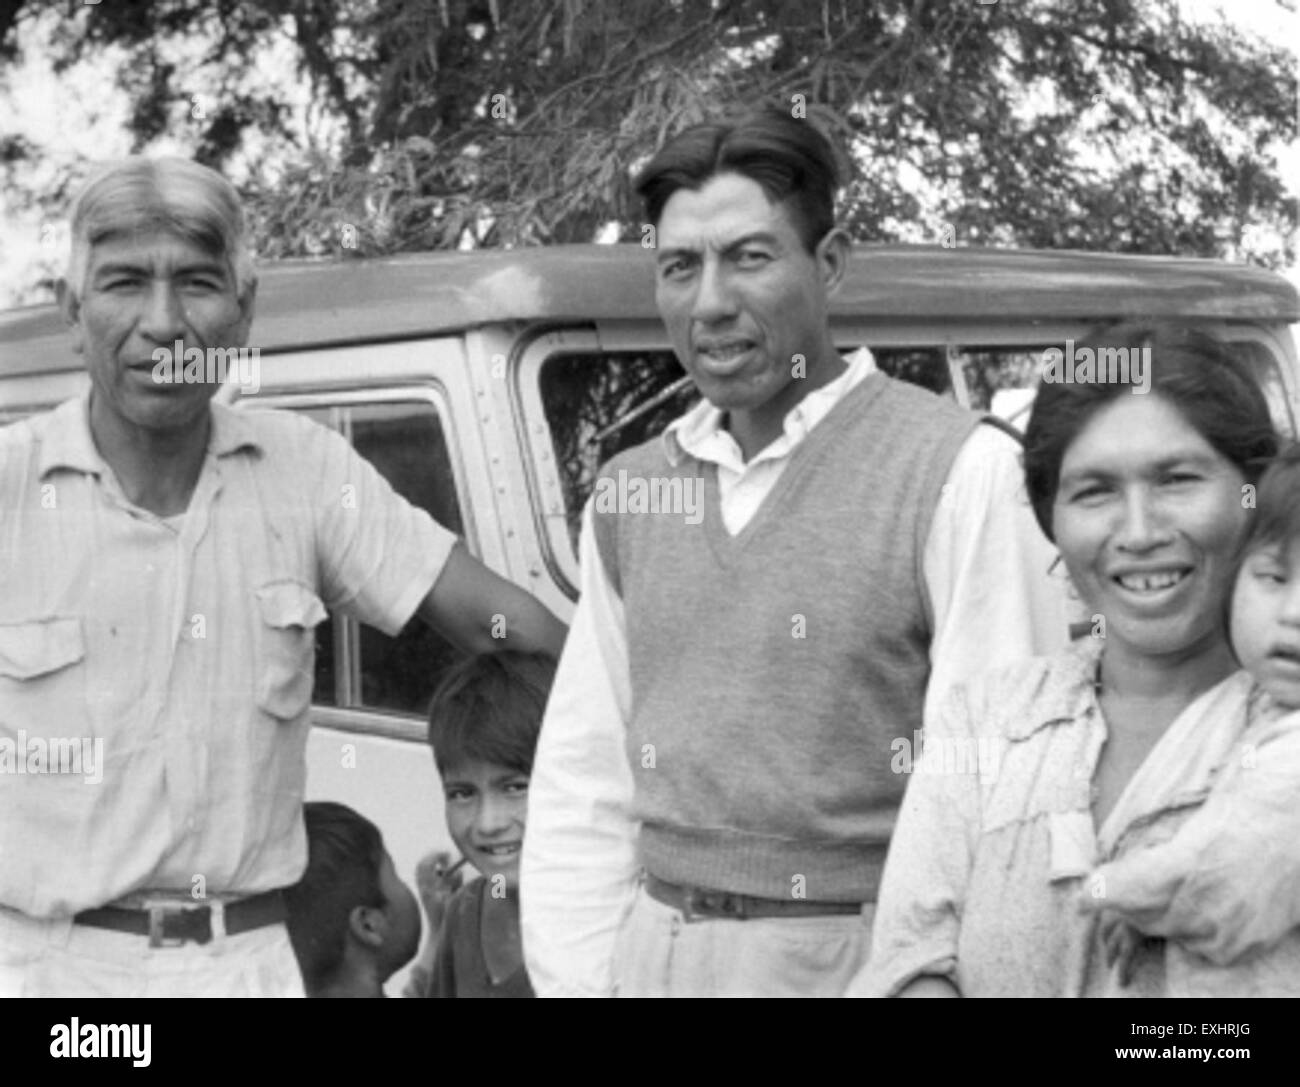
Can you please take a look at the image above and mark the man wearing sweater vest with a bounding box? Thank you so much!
[520,107,1070,997]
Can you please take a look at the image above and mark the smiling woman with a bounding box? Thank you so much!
[1047,381,1254,826]
[1025,326,1277,831]
[848,321,1290,998]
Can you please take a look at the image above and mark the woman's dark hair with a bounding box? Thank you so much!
[634,104,843,253]
[426,651,556,777]
[284,801,387,991]
[1023,322,1280,542]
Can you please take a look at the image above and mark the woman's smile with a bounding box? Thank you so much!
[1107,563,1195,609]
[1053,393,1249,661]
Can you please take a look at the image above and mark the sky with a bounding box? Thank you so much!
[0,0,1296,309]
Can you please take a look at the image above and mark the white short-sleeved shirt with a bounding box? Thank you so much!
[0,394,456,917]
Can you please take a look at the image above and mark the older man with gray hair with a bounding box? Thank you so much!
[0,157,565,997]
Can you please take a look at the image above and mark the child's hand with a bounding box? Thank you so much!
[1100,914,1161,988]
[416,850,465,936]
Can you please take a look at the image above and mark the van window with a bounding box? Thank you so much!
[959,348,1043,412]
[870,348,953,396]
[348,403,466,714]
[539,350,694,554]
[247,396,466,717]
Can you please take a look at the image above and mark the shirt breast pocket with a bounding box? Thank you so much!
[253,580,327,721]
[0,617,87,739]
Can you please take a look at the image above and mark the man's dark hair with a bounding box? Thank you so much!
[284,801,387,992]
[634,105,842,253]
[1023,321,1279,542]
[427,652,556,776]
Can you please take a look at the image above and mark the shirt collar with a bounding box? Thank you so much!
[38,390,262,479]
[661,346,879,467]
[1005,636,1105,741]
[207,398,262,457]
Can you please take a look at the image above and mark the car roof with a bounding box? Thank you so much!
[2,243,1296,377]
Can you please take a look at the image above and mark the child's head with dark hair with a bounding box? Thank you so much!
[427,652,555,777]
[427,652,556,895]
[1230,443,1300,709]
[284,801,421,997]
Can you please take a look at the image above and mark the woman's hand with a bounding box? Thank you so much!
[1100,913,1163,987]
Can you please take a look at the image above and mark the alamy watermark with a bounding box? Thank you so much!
[0,730,103,784]
[890,729,1002,779]
[151,340,260,393]
[50,1018,150,1067]
[592,470,704,525]
[1042,340,1150,394]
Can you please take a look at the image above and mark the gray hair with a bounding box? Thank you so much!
[65,157,255,299]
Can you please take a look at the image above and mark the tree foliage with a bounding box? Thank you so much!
[1,0,1295,293]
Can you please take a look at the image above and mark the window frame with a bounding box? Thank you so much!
[513,326,610,600]
[240,383,472,739]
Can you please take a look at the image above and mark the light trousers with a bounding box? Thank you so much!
[0,906,304,997]
[612,885,875,998]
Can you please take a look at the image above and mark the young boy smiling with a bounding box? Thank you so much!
[425,652,556,998]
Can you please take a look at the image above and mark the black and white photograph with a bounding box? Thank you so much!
[0,0,1296,1066]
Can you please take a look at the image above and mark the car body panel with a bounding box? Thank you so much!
[5,244,1297,376]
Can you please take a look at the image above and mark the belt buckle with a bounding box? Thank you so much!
[144,899,209,949]
[680,886,747,922]
[711,890,747,920]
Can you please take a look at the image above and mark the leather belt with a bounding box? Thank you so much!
[644,873,864,922]
[74,890,288,948]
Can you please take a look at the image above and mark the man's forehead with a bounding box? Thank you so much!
[655,173,796,251]
[86,228,230,272]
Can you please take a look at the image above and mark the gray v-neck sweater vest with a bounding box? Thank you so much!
[593,372,979,902]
